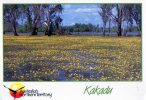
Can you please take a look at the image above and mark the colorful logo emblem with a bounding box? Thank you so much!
[4,82,25,99]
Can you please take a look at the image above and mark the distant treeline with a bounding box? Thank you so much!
[3,4,141,36]
[62,23,139,33]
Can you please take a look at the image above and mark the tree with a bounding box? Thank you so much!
[99,4,113,36]
[121,4,133,36]
[4,5,22,36]
[30,5,44,35]
[122,4,134,34]
[108,18,111,34]
[132,4,141,33]
[21,4,45,35]
[118,4,141,36]
[112,4,124,36]
[42,4,63,36]
[22,5,33,32]
[55,16,63,35]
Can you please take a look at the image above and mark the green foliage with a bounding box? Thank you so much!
[63,23,99,32]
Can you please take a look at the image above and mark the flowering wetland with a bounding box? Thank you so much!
[4,35,142,81]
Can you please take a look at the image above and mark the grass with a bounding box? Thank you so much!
[4,34,142,81]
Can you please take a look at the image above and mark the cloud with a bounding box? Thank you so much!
[91,12,98,15]
[63,4,71,9]
[70,22,75,25]
[75,8,98,13]
[61,4,102,26]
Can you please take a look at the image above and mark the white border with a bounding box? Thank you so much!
[1,0,144,3]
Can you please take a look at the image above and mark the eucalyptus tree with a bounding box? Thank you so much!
[54,16,63,35]
[119,4,141,36]
[122,4,134,34]
[43,4,63,36]
[30,4,44,35]
[132,4,141,33]
[120,4,133,36]
[21,5,33,32]
[111,4,125,36]
[98,4,113,36]
[4,5,22,36]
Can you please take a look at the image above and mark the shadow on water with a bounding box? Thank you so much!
[56,50,100,81]
[58,68,99,81]
[58,69,67,81]
[4,70,14,81]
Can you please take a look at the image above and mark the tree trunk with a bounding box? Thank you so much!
[48,22,53,36]
[117,22,122,36]
[56,23,60,35]
[13,23,18,36]
[32,27,38,35]
[124,21,129,36]
[116,4,122,36]
[103,23,106,36]
[108,19,111,34]
[137,26,140,32]
[129,23,133,32]
[136,22,140,32]
[45,28,48,35]
[48,29,52,36]
[137,24,141,36]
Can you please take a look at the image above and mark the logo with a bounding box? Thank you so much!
[4,82,53,99]
[4,82,25,100]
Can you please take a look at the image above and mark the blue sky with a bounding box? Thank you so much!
[61,4,102,26]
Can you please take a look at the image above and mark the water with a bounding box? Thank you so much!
[58,70,67,81]
[5,32,140,36]
[71,32,140,36]
[58,69,99,81]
